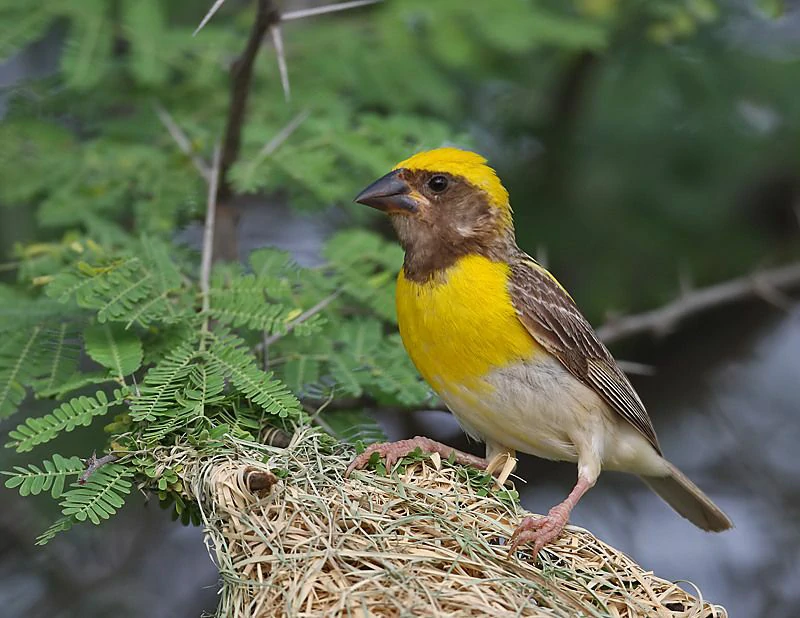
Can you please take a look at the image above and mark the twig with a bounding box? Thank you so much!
[193,0,229,36]
[281,0,382,21]
[201,144,222,317]
[596,261,800,345]
[218,0,280,204]
[154,102,211,182]
[258,290,341,350]
[78,452,119,485]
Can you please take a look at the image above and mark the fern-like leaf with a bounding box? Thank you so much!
[34,371,113,400]
[62,0,113,89]
[129,341,196,421]
[281,357,321,395]
[0,326,42,418]
[35,516,74,546]
[30,323,82,397]
[205,333,303,421]
[47,238,189,327]
[209,293,295,334]
[122,0,168,85]
[2,454,84,498]
[318,409,387,445]
[83,323,143,382]
[60,463,133,524]
[6,390,123,453]
[142,363,226,441]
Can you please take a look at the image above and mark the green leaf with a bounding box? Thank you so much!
[282,357,320,394]
[329,355,363,397]
[62,0,113,89]
[0,326,42,418]
[30,323,82,397]
[141,362,226,441]
[205,333,304,421]
[130,341,196,422]
[46,239,189,328]
[60,463,133,525]
[84,323,143,380]
[6,390,122,453]
[0,5,59,62]
[34,371,113,399]
[319,409,387,445]
[35,517,74,546]
[122,0,168,85]
[2,454,84,498]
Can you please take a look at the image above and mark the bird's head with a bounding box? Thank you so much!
[354,148,515,280]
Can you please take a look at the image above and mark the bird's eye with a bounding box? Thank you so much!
[427,175,449,193]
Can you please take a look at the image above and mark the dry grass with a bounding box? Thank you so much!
[175,428,727,618]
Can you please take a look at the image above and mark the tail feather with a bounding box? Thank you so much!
[640,462,733,532]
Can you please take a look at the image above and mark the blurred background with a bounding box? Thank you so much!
[0,0,798,616]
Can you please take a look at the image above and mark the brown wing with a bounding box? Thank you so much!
[508,253,661,454]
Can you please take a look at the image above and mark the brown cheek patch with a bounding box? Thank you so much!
[396,171,513,283]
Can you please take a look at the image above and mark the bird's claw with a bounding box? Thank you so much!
[345,439,421,478]
[509,504,570,558]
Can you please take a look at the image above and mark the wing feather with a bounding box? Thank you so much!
[508,254,661,453]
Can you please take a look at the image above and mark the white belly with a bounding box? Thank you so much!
[436,355,666,477]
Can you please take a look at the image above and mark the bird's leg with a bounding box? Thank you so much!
[509,473,595,557]
[345,436,488,478]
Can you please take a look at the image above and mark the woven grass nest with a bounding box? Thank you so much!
[181,428,727,618]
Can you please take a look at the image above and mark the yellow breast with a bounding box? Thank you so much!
[396,255,541,395]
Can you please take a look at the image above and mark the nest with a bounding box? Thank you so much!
[185,428,727,618]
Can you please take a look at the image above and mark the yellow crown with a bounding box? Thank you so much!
[393,148,511,214]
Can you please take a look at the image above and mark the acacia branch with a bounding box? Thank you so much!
[596,261,800,345]
[218,0,280,204]
[201,144,222,316]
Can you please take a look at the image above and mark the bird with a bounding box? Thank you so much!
[346,147,733,556]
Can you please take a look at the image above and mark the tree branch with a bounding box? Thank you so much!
[201,144,222,315]
[596,262,800,345]
[259,290,341,349]
[78,452,119,485]
[218,0,280,204]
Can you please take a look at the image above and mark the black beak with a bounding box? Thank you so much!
[354,169,417,213]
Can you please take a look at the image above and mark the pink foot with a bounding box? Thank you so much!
[345,436,488,478]
[509,503,571,557]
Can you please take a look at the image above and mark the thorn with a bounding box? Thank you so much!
[154,102,212,182]
[194,0,228,37]
[252,109,309,166]
[270,24,290,102]
[281,0,382,21]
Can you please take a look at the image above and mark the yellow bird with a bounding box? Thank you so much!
[347,147,733,555]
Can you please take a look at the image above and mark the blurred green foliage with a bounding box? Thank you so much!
[0,0,797,544]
